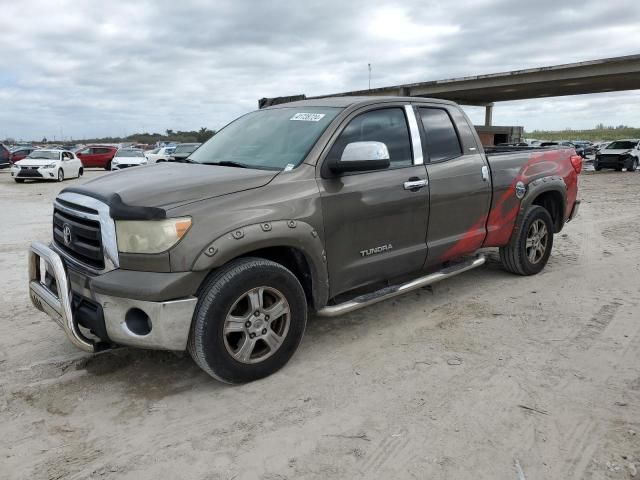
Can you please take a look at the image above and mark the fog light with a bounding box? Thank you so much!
[125,308,152,335]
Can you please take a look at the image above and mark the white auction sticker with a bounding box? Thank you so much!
[290,113,325,122]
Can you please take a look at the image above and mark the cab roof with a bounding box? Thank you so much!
[264,96,457,109]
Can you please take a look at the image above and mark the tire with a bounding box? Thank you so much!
[14,178,25,183]
[188,257,307,384]
[78,167,83,177]
[500,205,554,276]
[105,161,111,171]
[616,165,623,172]
[57,169,64,182]
[628,158,638,172]
[594,162,602,171]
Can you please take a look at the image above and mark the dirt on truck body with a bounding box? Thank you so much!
[27,96,582,383]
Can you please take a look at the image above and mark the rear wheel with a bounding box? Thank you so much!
[57,169,64,182]
[188,258,307,384]
[14,178,25,183]
[78,167,83,177]
[500,205,554,276]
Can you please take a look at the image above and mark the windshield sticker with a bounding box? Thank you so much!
[290,113,325,122]
[284,163,295,171]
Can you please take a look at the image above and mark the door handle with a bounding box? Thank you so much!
[481,165,489,181]
[403,179,428,190]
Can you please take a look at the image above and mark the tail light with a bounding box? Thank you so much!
[570,154,583,174]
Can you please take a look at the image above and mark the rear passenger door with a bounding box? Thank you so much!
[416,105,492,267]
[77,147,95,167]
[318,105,429,297]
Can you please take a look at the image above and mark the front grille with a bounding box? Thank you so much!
[53,207,104,269]
[19,167,43,178]
[599,155,621,162]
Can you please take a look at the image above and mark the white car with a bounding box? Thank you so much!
[11,149,83,183]
[111,149,148,171]
[594,139,640,172]
[144,146,175,164]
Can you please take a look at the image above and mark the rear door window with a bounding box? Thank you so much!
[418,108,462,162]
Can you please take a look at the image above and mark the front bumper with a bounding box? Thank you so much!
[12,166,58,179]
[111,163,146,170]
[28,242,197,352]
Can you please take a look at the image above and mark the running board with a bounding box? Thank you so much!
[316,255,486,317]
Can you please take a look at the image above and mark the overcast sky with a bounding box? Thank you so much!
[1,0,639,141]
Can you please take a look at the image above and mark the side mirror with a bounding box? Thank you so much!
[330,141,391,173]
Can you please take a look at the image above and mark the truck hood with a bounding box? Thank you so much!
[63,162,278,212]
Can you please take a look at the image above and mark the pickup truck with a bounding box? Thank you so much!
[28,96,582,384]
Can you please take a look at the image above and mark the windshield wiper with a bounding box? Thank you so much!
[205,161,250,168]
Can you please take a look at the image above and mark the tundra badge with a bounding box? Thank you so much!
[360,244,393,257]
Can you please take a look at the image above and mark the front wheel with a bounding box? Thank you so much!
[104,161,111,171]
[500,205,554,276]
[57,169,64,182]
[14,178,25,183]
[78,167,83,177]
[188,258,307,384]
[628,157,638,172]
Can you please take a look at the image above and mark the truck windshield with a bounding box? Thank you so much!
[190,107,341,170]
[606,141,637,150]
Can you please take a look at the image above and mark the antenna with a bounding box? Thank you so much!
[368,63,372,90]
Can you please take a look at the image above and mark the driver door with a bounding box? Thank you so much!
[318,105,429,297]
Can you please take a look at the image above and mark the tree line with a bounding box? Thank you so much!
[527,125,640,142]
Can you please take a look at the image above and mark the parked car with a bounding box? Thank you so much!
[11,149,83,183]
[0,144,10,169]
[540,141,585,157]
[594,141,611,153]
[572,141,595,156]
[27,96,581,384]
[144,146,176,164]
[169,143,201,162]
[593,139,640,172]
[111,149,148,170]
[76,145,118,170]
[9,146,38,164]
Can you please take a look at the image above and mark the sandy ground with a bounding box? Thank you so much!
[1,167,639,480]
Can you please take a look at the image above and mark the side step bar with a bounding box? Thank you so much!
[316,255,486,317]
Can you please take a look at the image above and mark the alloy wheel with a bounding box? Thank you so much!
[223,286,291,364]
[525,219,548,264]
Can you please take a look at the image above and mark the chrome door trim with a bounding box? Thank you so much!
[404,105,424,165]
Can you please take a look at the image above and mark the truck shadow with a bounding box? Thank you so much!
[61,252,515,401]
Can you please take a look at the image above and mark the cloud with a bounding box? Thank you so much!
[1,0,639,140]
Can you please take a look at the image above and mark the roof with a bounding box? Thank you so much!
[265,95,456,109]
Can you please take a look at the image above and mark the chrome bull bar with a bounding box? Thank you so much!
[28,241,95,352]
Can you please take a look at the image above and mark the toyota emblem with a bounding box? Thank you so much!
[62,223,72,246]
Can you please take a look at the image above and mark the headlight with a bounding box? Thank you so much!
[116,217,192,254]
[44,163,57,168]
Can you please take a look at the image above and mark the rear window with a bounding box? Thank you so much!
[418,108,462,162]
